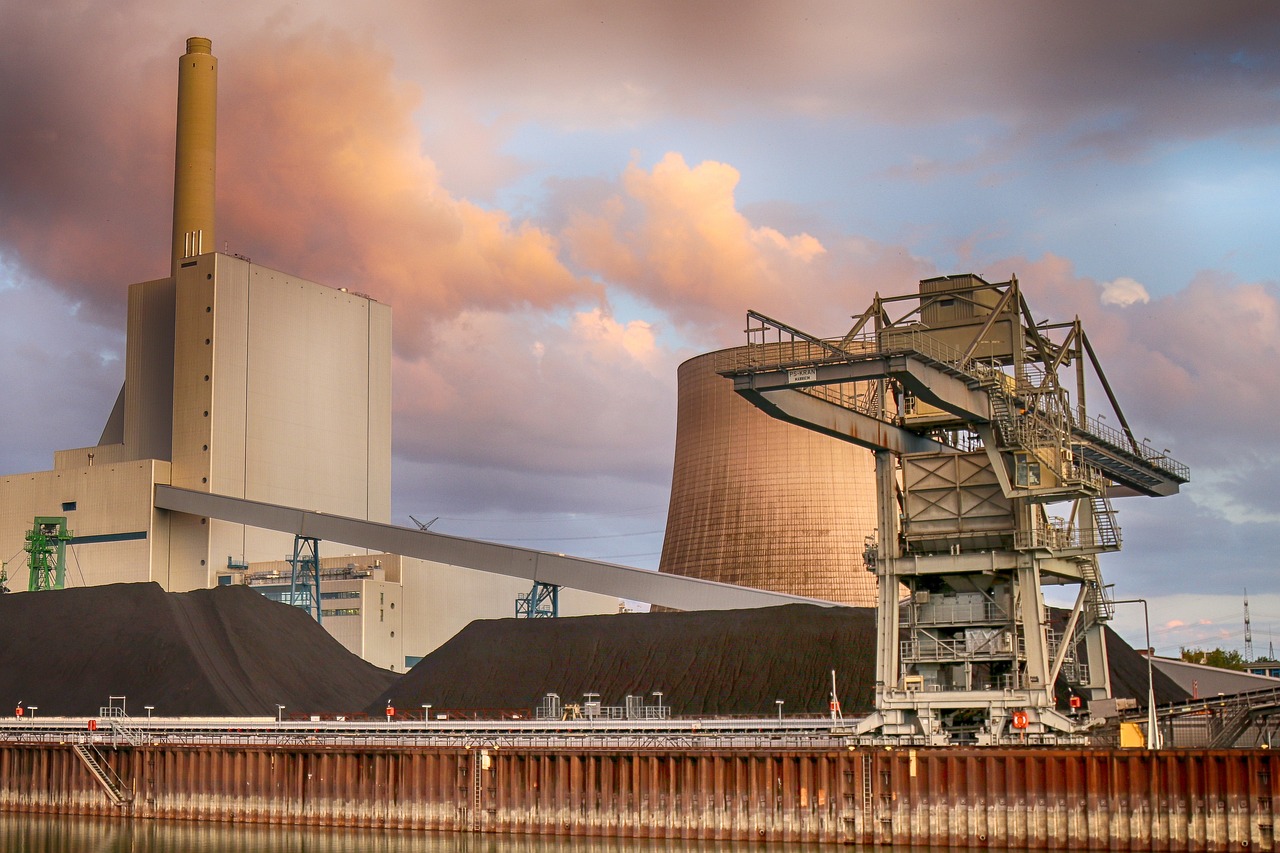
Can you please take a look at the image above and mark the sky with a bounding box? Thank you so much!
[2,1,1280,658]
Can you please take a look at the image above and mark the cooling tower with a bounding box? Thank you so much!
[658,349,879,606]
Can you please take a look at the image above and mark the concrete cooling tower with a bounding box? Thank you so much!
[658,349,879,606]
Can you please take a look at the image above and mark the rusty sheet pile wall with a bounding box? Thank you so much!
[0,742,1276,850]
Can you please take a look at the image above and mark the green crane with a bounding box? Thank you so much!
[25,517,73,592]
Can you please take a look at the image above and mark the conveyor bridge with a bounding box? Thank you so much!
[153,486,839,613]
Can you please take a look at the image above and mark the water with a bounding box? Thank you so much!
[0,814,841,852]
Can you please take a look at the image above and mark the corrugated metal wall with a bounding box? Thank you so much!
[1,742,1276,849]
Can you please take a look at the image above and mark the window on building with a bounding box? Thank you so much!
[1015,453,1041,488]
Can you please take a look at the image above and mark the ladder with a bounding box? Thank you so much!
[73,743,132,807]
[861,752,874,831]
[472,750,484,831]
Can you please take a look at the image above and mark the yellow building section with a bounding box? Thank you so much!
[0,460,172,590]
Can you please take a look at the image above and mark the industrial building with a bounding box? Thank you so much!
[0,37,620,668]
[658,350,878,606]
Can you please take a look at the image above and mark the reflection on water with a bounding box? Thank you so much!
[0,813,839,852]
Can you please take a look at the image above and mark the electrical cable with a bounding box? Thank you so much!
[494,530,664,544]
[425,505,667,525]
[68,543,88,588]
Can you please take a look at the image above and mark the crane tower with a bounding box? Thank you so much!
[25,517,74,592]
[720,274,1188,744]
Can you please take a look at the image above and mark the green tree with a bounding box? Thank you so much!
[1179,647,1248,671]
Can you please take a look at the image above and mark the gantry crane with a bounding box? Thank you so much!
[720,274,1188,744]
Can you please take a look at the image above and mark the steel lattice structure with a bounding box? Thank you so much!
[720,273,1189,744]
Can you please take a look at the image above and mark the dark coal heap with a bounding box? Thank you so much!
[376,604,877,718]
[372,603,1187,717]
[0,586,1186,721]
[0,583,396,717]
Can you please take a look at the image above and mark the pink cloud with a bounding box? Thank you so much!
[217,30,602,357]
[563,152,927,340]
[0,22,604,356]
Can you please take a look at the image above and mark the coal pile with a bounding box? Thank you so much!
[1105,625,1185,703]
[374,604,1187,717]
[0,582,395,717]
[378,604,878,717]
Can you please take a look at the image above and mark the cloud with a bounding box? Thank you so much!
[1100,276,1151,307]
[562,152,928,339]
[216,29,604,357]
[563,153,823,328]
[0,21,604,356]
[0,277,126,472]
[363,0,1280,159]
[391,307,682,485]
[1,0,1277,608]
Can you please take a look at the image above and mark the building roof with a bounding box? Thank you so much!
[1149,655,1280,698]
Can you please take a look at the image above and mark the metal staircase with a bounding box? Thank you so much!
[73,742,132,807]
[1209,702,1255,748]
[1090,495,1121,549]
[986,381,1017,444]
[1077,557,1112,624]
[1073,495,1119,624]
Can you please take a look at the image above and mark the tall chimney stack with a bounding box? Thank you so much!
[171,37,217,277]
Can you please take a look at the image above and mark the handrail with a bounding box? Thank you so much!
[1074,409,1189,481]
[731,312,1188,483]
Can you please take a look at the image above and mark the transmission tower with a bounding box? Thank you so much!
[1245,589,1254,662]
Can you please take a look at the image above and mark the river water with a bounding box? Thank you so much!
[0,813,843,852]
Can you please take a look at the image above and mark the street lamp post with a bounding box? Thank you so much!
[276,704,286,724]
[145,705,154,722]
[28,706,37,720]
[1111,597,1161,749]
[775,699,784,723]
